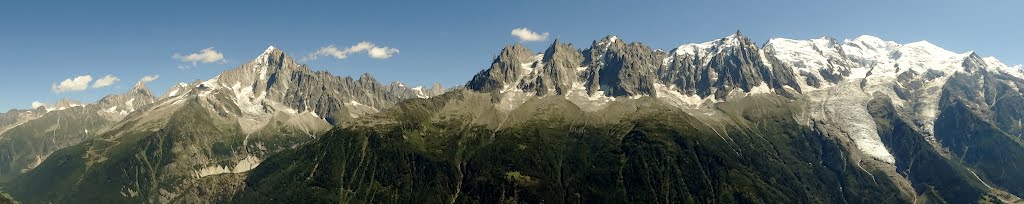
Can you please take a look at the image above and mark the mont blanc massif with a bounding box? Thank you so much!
[2,32,1024,204]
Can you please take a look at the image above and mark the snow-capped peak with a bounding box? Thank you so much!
[848,35,887,44]
[721,32,742,44]
[254,46,282,65]
[843,35,899,51]
[900,41,955,57]
[841,35,901,66]
[673,32,749,57]
[666,32,757,71]
[764,37,844,67]
[764,36,837,51]
[891,40,962,73]
[981,56,1024,79]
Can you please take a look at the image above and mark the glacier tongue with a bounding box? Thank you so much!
[808,81,896,164]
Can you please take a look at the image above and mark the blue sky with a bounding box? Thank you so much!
[1,0,1021,110]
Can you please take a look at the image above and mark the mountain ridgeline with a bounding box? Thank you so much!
[467,32,800,99]
[4,32,1024,203]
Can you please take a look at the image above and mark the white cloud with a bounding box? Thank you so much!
[367,47,400,59]
[173,47,225,67]
[140,75,160,83]
[511,28,549,42]
[91,75,120,88]
[52,75,93,93]
[31,101,47,109]
[304,42,399,61]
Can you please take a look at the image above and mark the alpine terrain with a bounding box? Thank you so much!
[2,32,1023,204]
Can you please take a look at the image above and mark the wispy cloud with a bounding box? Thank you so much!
[140,75,160,83]
[173,47,225,68]
[304,42,399,61]
[52,75,93,93]
[91,74,120,88]
[511,28,549,42]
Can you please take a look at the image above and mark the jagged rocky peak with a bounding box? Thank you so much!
[466,43,537,93]
[961,52,988,73]
[253,45,298,69]
[522,39,584,95]
[592,35,624,51]
[585,36,664,96]
[163,45,440,124]
[357,73,379,85]
[130,81,156,99]
[94,81,157,119]
[542,39,582,62]
[52,98,84,109]
[661,31,789,98]
[467,32,802,100]
[219,46,301,84]
[580,35,622,67]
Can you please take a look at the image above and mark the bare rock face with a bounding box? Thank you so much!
[588,37,663,96]
[466,44,535,93]
[467,32,799,100]
[521,40,584,95]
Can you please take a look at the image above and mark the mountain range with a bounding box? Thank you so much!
[1,31,1023,203]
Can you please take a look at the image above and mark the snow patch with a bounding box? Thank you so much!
[194,165,230,178]
[194,155,263,178]
[167,89,180,98]
[497,89,534,112]
[232,155,261,173]
[747,83,773,95]
[344,100,379,118]
[563,82,616,112]
[653,83,706,107]
[412,86,429,98]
